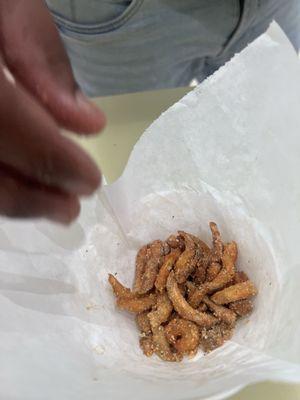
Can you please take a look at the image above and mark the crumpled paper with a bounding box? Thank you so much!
[1,22,300,400]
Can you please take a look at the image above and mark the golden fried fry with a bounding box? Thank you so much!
[206,262,222,282]
[177,282,186,296]
[196,238,211,256]
[223,269,249,289]
[206,241,238,292]
[152,325,182,362]
[187,284,208,309]
[140,336,155,357]
[203,296,236,326]
[187,242,238,308]
[166,272,217,327]
[193,263,207,285]
[134,241,164,295]
[167,234,185,250]
[117,293,157,313]
[179,231,210,254]
[229,299,253,317]
[186,281,199,308]
[174,232,202,284]
[155,249,181,292]
[143,240,165,292]
[148,292,173,329]
[108,274,135,299]
[165,318,199,353]
[211,281,257,305]
[186,281,196,295]
[199,322,234,353]
[133,245,148,293]
[193,248,210,284]
[195,253,211,281]
[179,231,211,281]
[209,222,223,263]
[136,312,152,334]
[162,242,171,255]
[178,231,197,251]
[174,248,197,283]
[223,240,238,263]
[234,271,249,284]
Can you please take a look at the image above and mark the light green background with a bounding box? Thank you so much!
[76,87,300,400]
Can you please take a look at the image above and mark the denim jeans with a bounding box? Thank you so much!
[46,0,300,96]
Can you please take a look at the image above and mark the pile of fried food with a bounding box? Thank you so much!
[108,222,257,362]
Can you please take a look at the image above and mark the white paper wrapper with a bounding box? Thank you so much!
[1,23,300,400]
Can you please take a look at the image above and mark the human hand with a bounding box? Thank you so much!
[0,0,106,223]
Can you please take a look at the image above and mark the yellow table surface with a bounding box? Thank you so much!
[76,87,300,400]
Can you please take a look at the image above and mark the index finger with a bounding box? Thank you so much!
[0,64,101,195]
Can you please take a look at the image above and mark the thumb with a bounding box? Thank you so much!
[0,0,106,134]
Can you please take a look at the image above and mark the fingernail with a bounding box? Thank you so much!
[75,91,106,133]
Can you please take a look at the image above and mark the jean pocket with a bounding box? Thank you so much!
[48,0,143,38]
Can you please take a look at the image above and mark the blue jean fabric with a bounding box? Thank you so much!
[46,0,300,96]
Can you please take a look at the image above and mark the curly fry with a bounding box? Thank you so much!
[117,293,157,313]
[178,231,197,250]
[152,325,182,362]
[196,239,211,256]
[148,292,173,329]
[179,231,210,254]
[134,240,164,295]
[199,322,234,353]
[193,263,207,285]
[193,241,210,284]
[195,252,211,281]
[206,262,222,282]
[167,234,185,250]
[188,242,238,307]
[186,281,198,307]
[139,336,155,357]
[166,272,217,327]
[222,271,249,289]
[165,318,199,353]
[211,281,257,305]
[203,296,236,326]
[109,274,157,314]
[162,242,171,255]
[133,245,148,293]
[174,248,197,283]
[136,312,152,334]
[207,241,238,290]
[108,274,135,299]
[179,231,211,281]
[229,299,253,317]
[209,222,223,263]
[187,284,208,309]
[174,232,206,283]
[178,282,186,296]
[155,249,181,292]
